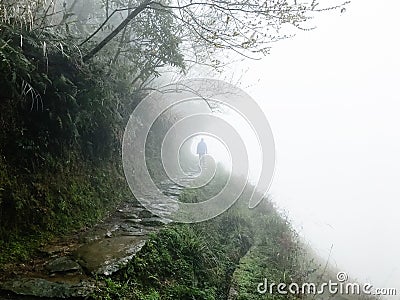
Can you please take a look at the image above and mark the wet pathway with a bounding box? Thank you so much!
[0,172,197,299]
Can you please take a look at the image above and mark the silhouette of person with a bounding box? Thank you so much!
[196,138,207,164]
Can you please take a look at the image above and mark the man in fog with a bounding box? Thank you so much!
[196,138,207,165]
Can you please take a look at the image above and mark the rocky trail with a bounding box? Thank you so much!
[0,174,195,299]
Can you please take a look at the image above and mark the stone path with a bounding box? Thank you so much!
[0,173,196,299]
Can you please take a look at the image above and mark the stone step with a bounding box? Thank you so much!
[0,174,195,298]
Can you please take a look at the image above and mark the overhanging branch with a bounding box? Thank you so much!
[82,0,153,62]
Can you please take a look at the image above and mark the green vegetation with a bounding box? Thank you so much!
[0,18,134,264]
[0,0,187,263]
[0,157,130,264]
[0,1,352,299]
[91,179,307,300]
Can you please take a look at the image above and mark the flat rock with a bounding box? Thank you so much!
[137,209,156,219]
[140,217,171,226]
[39,245,70,256]
[124,218,142,223]
[45,257,82,274]
[73,236,147,276]
[163,191,180,197]
[123,213,139,219]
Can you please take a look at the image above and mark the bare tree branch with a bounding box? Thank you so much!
[82,0,153,62]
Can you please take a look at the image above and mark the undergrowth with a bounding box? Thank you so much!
[91,181,306,300]
[0,22,134,264]
[0,155,131,264]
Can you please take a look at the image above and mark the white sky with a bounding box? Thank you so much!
[236,0,400,294]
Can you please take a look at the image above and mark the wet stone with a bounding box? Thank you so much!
[140,217,171,226]
[125,218,142,223]
[122,231,146,237]
[120,225,151,236]
[124,213,139,219]
[73,236,147,275]
[163,191,180,197]
[110,224,120,232]
[39,245,70,256]
[0,277,94,298]
[45,257,82,274]
[137,209,155,219]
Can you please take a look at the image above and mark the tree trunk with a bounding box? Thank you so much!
[83,0,152,62]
